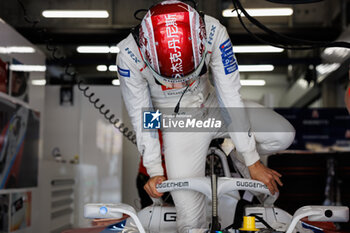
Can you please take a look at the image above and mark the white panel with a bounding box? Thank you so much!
[279,77,314,107]
[75,164,98,227]
[28,83,45,161]
[239,73,288,107]
[43,86,81,161]
[240,86,287,107]
[43,86,125,228]
[37,161,77,233]
[76,85,123,227]
[293,2,327,24]
[0,19,45,66]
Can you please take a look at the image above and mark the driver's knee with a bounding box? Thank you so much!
[279,130,295,150]
[255,130,295,155]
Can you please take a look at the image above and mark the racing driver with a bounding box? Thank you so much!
[116,1,295,232]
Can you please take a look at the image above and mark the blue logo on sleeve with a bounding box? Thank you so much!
[143,110,162,129]
[219,39,238,75]
[117,66,130,77]
[208,25,216,45]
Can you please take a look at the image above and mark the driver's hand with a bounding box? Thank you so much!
[248,160,283,195]
[144,175,166,198]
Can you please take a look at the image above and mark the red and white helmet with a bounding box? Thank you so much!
[139,0,207,88]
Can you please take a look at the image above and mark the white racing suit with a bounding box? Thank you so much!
[117,15,295,233]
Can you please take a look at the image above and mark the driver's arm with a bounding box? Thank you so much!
[207,17,282,194]
[117,49,163,179]
[208,18,259,167]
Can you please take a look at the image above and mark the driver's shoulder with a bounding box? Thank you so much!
[117,33,144,69]
[204,15,226,32]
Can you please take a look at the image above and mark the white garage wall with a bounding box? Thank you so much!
[240,86,288,107]
[43,85,124,228]
[43,86,81,161]
[240,73,289,107]
[78,85,123,226]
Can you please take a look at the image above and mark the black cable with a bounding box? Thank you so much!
[232,2,311,50]
[249,213,274,230]
[45,38,66,61]
[234,0,323,46]
[223,213,275,231]
[234,0,350,49]
[133,9,148,21]
[232,0,350,50]
[16,0,137,146]
[77,83,137,144]
[16,0,39,27]
[182,0,199,9]
[174,84,190,114]
[232,1,303,50]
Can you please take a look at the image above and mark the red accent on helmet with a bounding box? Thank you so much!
[139,1,206,79]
